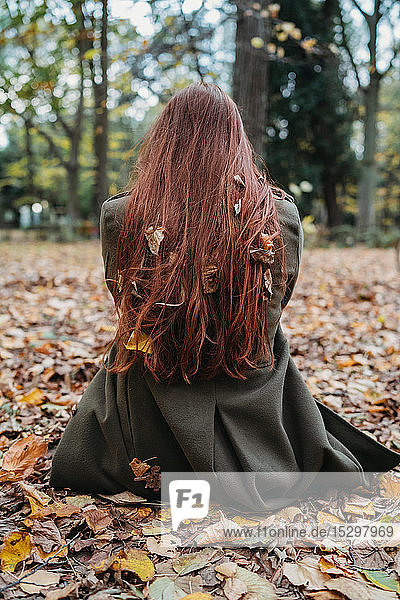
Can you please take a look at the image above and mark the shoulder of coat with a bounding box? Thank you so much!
[104,189,132,203]
[272,189,295,204]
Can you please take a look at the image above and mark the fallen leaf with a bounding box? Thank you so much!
[173,548,220,576]
[19,482,52,516]
[19,570,60,594]
[146,534,180,557]
[223,576,248,600]
[148,576,185,600]
[325,576,398,600]
[0,531,33,572]
[112,548,155,581]
[283,556,330,589]
[18,388,45,405]
[84,507,113,533]
[235,566,277,600]
[97,491,147,504]
[361,570,400,592]
[0,434,48,480]
[45,581,80,600]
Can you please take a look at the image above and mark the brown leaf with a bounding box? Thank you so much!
[144,225,166,255]
[202,264,219,294]
[31,519,63,553]
[129,457,151,477]
[83,507,113,533]
[0,434,48,481]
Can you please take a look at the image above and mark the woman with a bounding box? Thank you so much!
[50,82,399,505]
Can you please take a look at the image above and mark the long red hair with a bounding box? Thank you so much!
[104,81,287,384]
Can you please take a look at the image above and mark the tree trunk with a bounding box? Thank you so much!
[92,0,109,218]
[232,0,270,157]
[323,173,342,227]
[356,73,379,234]
[24,117,35,204]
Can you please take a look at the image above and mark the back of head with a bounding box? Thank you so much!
[108,81,287,384]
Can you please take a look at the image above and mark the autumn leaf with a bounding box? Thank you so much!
[0,434,48,481]
[19,482,52,516]
[17,388,45,405]
[83,507,113,533]
[112,548,155,581]
[19,570,60,594]
[0,531,33,572]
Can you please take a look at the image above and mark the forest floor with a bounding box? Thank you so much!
[0,242,400,600]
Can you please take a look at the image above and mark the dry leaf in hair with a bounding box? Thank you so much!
[202,264,219,294]
[234,174,245,187]
[145,225,166,255]
[131,280,143,299]
[263,269,273,300]
[124,330,153,353]
[234,198,242,215]
[260,233,276,264]
[250,237,275,267]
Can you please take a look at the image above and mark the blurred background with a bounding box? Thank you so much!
[0,0,399,247]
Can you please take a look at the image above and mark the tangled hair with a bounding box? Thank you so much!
[104,81,288,385]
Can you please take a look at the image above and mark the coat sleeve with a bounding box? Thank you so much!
[280,200,304,311]
[100,201,118,301]
[99,193,130,302]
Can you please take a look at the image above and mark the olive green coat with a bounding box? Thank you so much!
[49,192,400,501]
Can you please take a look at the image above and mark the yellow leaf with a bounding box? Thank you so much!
[379,474,400,499]
[124,330,153,354]
[317,511,344,524]
[0,531,33,572]
[344,499,375,517]
[18,388,45,406]
[19,482,52,516]
[112,548,155,581]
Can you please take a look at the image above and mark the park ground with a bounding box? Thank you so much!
[0,242,400,599]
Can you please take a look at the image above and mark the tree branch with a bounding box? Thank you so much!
[348,0,369,20]
[338,8,362,90]
[36,127,69,169]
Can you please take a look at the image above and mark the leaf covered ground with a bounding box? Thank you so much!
[0,241,400,600]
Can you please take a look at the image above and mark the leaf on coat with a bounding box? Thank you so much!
[0,531,33,572]
[130,457,152,477]
[0,434,48,481]
[18,570,60,594]
[145,225,166,255]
